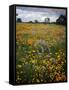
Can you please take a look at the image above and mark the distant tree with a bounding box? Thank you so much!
[17,18,22,22]
[34,20,39,23]
[56,15,67,25]
[45,18,50,24]
[29,21,33,23]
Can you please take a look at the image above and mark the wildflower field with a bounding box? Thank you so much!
[16,23,67,84]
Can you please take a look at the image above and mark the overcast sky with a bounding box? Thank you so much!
[16,6,66,22]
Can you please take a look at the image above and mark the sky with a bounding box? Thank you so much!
[16,6,66,22]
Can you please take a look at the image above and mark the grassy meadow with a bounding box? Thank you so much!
[16,23,67,84]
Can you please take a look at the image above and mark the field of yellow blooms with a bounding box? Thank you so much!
[16,23,67,84]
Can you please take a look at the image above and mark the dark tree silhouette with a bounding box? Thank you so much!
[29,21,33,23]
[34,20,39,23]
[17,18,22,22]
[45,18,50,24]
[56,15,67,25]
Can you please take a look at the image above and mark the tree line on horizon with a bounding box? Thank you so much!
[16,14,67,25]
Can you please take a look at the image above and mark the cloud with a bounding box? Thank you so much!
[16,6,66,22]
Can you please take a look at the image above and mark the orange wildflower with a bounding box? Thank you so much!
[27,39,34,45]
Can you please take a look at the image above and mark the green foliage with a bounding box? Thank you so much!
[16,23,67,84]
